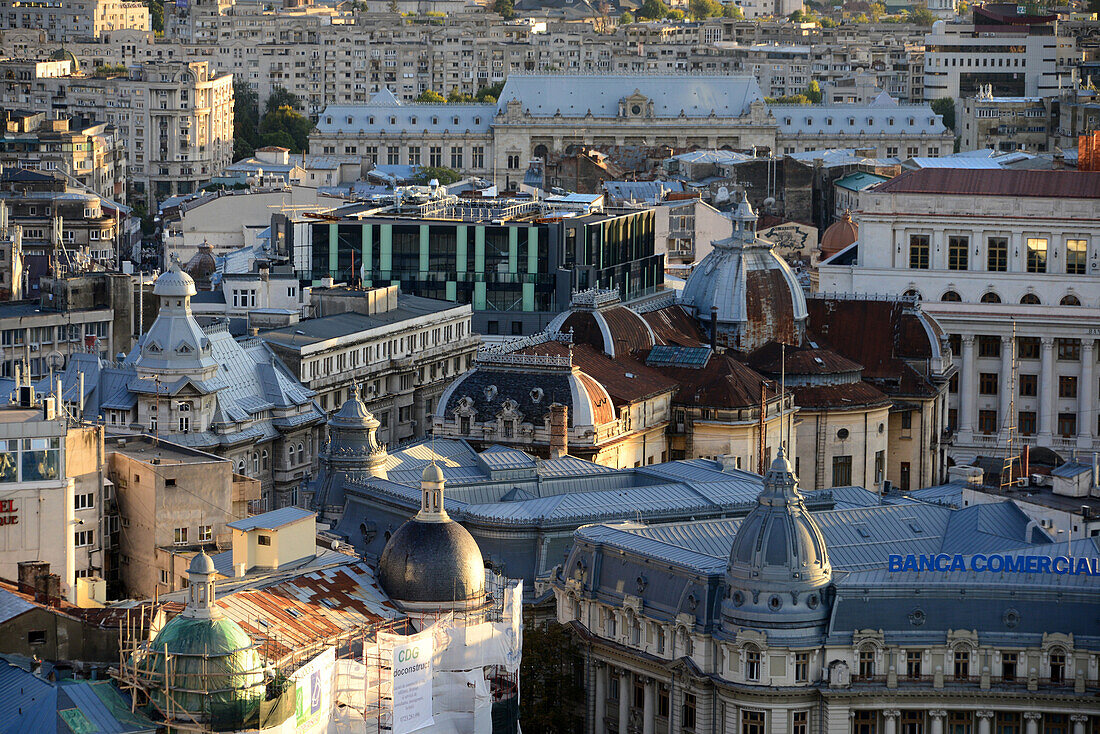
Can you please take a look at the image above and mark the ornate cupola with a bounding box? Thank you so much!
[721,448,833,635]
[417,461,448,522]
[309,385,387,523]
[184,551,219,619]
[136,263,217,380]
[680,192,808,353]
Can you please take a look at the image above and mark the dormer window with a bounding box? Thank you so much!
[346,116,353,125]
[826,117,833,126]
[908,117,914,126]
[411,116,417,125]
[389,117,396,125]
[176,344,193,354]
[847,117,854,126]
[146,341,161,353]
[784,117,791,125]
[431,116,438,125]
[369,116,375,125]
[888,117,895,125]
[474,117,481,125]
[452,116,459,125]
[326,117,332,125]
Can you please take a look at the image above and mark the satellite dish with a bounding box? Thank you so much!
[763,196,776,208]
[330,540,339,550]
[715,186,730,203]
[46,350,65,372]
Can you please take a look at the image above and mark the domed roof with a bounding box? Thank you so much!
[422,461,445,484]
[330,385,381,430]
[722,448,832,632]
[681,193,807,353]
[49,47,80,73]
[820,210,858,258]
[184,242,217,290]
[154,263,198,298]
[189,551,216,576]
[546,288,657,358]
[378,519,486,605]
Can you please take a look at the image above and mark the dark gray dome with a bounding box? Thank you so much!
[378,519,486,604]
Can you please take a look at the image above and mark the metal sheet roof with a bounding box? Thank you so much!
[0,588,34,624]
[227,506,315,531]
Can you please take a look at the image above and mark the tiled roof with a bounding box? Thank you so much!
[788,380,892,409]
[872,168,1100,199]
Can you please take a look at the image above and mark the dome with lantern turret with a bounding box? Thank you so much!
[681,192,807,353]
[721,448,832,635]
[310,386,388,520]
[135,263,217,377]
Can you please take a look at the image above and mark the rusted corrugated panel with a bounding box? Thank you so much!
[873,168,1100,199]
[641,305,708,347]
[744,269,798,352]
[571,345,677,405]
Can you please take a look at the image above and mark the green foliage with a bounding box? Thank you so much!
[146,0,164,33]
[908,1,936,25]
[638,0,669,19]
[416,89,447,103]
[412,166,463,185]
[233,81,260,161]
[766,93,812,104]
[448,89,475,102]
[722,3,744,17]
[931,97,956,131]
[93,63,128,77]
[519,620,585,734]
[475,81,506,103]
[492,0,515,18]
[805,79,822,103]
[265,86,302,114]
[819,14,837,25]
[870,1,886,19]
[666,8,684,18]
[688,0,724,18]
[259,105,313,153]
[620,9,635,21]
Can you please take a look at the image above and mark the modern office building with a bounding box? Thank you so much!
[818,168,1100,466]
[300,196,663,335]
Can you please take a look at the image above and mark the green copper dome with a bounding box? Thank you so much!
[142,614,267,730]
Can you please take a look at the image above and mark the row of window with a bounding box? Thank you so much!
[319,143,487,169]
[173,524,213,545]
[909,234,1088,274]
[856,647,1068,684]
[975,372,1089,400]
[949,335,1093,362]
[941,290,1082,306]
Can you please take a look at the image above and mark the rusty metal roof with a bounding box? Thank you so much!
[641,305,708,347]
[571,345,678,406]
[789,381,892,410]
[654,352,778,410]
[746,342,863,375]
[872,168,1100,199]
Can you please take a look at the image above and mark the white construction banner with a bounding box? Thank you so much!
[292,647,336,734]
[392,630,434,734]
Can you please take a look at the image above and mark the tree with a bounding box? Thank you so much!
[638,0,669,19]
[412,166,462,185]
[520,620,585,734]
[265,86,302,114]
[146,0,164,33]
[931,97,956,132]
[233,81,260,161]
[766,93,812,104]
[416,89,447,103]
[259,105,313,153]
[447,89,475,102]
[475,81,506,103]
[870,1,885,19]
[666,8,685,18]
[722,3,744,17]
[908,1,936,25]
[492,0,515,18]
[620,10,635,22]
[805,79,822,102]
[688,0,723,18]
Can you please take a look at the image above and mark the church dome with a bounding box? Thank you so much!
[820,210,858,259]
[189,551,217,576]
[137,263,216,375]
[681,192,807,353]
[547,288,657,358]
[722,449,832,633]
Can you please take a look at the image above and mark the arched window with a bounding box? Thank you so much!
[744,644,761,681]
[237,460,245,475]
[1060,294,1081,306]
[1049,648,1066,684]
[941,291,962,302]
[297,442,305,464]
[177,401,191,432]
[903,289,921,301]
[857,645,876,679]
[252,452,259,473]
[952,644,972,680]
[1021,293,1041,305]
[980,292,1001,303]
[261,449,269,470]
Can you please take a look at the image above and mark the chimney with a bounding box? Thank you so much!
[549,403,568,459]
[17,561,51,601]
[710,306,718,350]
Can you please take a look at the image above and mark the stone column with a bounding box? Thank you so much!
[643,678,655,734]
[619,670,630,734]
[930,710,947,734]
[999,341,1014,438]
[1024,712,1042,734]
[959,335,976,439]
[1078,340,1094,448]
[884,710,900,734]
[1071,715,1089,734]
[1039,337,1055,439]
[594,664,607,734]
[977,711,994,734]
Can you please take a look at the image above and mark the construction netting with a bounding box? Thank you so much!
[331,580,523,734]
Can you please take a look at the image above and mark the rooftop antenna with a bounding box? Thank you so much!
[999,321,1024,492]
[781,342,791,454]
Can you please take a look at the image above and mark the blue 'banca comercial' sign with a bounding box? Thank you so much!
[888,553,1099,575]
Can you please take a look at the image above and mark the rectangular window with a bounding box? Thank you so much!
[947,235,969,270]
[1057,412,1077,437]
[1019,374,1037,396]
[682,693,696,730]
[854,711,878,734]
[948,712,972,734]
[978,409,998,434]
[258,534,271,546]
[450,146,463,169]
[74,529,94,547]
[901,711,924,734]
[742,710,765,734]
[429,146,442,167]
[1050,652,1065,683]
[795,652,809,682]
[174,527,188,545]
[160,569,170,585]
[199,524,212,542]
[908,234,929,269]
[745,649,761,681]
[858,648,875,679]
[1059,375,1078,399]
[28,630,46,645]
[1066,239,1087,275]
[832,455,852,487]
[793,711,808,734]
[1001,653,1018,682]
[977,335,1001,358]
[906,650,922,679]
[1018,411,1037,435]
[979,373,998,395]
[1018,337,1040,360]
[1057,338,1080,361]
[74,492,95,510]
[954,649,970,679]
[987,237,1007,271]
[1026,237,1047,273]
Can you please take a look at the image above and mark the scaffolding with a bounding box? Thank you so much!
[1080,131,1100,172]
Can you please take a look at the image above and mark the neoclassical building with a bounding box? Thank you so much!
[550,450,1100,734]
